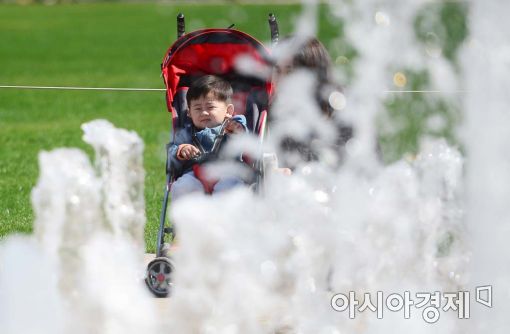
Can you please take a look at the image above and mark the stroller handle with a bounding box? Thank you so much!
[268,13,279,46]
[177,13,185,38]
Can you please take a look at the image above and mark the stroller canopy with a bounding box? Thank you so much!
[161,28,273,109]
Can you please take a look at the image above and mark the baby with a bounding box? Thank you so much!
[169,75,247,200]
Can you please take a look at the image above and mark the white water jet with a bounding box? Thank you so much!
[163,1,468,333]
[462,1,510,332]
[0,120,157,334]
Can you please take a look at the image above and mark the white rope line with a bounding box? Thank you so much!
[385,90,466,93]
[0,85,466,94]
[0,85,166,92]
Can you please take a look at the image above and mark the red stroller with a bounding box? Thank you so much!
[145,13,279,297]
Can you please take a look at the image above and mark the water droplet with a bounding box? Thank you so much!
[314,190,330,203]
[328,91,347,110]
[69,195,80,205]
[293,236,305,247]
[393,72,407,88]
[375,11,391,26]
[308,277,317,292]
[335,56,349,65]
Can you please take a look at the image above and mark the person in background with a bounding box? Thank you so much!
[271,36,354,171]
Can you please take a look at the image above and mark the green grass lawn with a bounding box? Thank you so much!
[0,2,348,252]
[0,2,465,251]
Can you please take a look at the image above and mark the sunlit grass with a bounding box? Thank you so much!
[0,2,466,251]
[0,2,347,251]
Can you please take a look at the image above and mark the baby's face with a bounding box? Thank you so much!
[188,92,233,129]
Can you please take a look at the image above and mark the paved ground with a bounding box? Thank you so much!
[144,253,156,265]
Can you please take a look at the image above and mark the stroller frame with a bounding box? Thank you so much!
[145,13,279,297]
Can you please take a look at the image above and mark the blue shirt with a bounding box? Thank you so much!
[168,115,247,176]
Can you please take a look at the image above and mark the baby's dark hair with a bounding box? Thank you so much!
[186,75,233,106]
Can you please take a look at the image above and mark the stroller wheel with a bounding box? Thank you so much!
[145,257,174,297]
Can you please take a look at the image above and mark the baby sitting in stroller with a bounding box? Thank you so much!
[169,75,248,200]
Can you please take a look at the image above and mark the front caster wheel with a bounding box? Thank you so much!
[145,257,174,297]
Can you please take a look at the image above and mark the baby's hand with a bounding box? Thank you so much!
[177,144,200,161]
[225,119,245,134]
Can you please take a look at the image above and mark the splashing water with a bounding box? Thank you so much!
[0,120,157,334]
[461,1,510,333]
[1,0,509,333]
